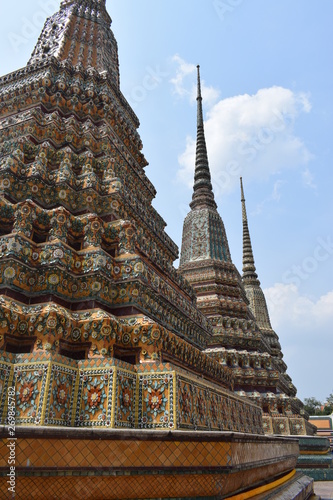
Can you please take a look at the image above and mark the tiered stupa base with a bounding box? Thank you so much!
[0,348,315,498]
[0,427,314,499]
[0,350,261,433]
[262,414,316,437]
[297,436,333,482]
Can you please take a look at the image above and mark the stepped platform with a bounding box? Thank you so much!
[297,437,333,482]
[0,427,314,499]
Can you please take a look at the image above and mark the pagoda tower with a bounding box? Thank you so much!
[240,177,281,355]
[240,178,315,434]
[179,66,248,322]
[0,0,242,432]
[179,67,314,437]
[0,2,314,498]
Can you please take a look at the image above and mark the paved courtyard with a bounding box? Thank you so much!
[314,482,333,499]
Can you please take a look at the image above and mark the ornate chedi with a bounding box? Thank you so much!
[0,2,314,499]
[179,67,314,438]
[240,178,315,435]
[0,0,244,433]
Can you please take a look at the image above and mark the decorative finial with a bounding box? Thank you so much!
[240,176,245,201]
[197,66,202,97]
[196,65,204,129]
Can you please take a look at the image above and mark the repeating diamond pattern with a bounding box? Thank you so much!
[0,473,229,500]
[0,437,231,499]
[3,438,230,469]
[0,433,299,499]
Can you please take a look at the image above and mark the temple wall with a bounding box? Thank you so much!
[0,351,262,434]
[0,426,303,500]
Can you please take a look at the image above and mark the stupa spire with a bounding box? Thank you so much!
[241,177,259,284]
[190,66,217,210]
[179,67,231,266]
[61,0,106,5]
[28,0,119,87]
[241,178,274,331]
[60,0,106,7]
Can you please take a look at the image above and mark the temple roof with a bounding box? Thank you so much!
[28,0,120,87]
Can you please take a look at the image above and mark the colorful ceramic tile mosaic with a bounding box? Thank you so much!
[45,362,78,426]
[0,0,313,440]
[13,362,49,425]
[114,368,136,428]
[178,68,314,436]
[0,428,303,500]
[0,2,318,499]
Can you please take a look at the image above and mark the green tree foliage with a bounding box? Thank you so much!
[326,393,333,406]
[303,395,333,416]
[304,397,323,415]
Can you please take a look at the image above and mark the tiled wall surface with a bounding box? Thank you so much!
[0,428,299,499]
[0,351,262,434]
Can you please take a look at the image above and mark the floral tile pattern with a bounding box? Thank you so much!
[272,417,290,435]
[178,380,194,428]
[289,417,306,436]
[0,0,313,444]
[177,374,263,434]
[13,362,49,425]
[0,351,266,432]
[114,368,136,428]
[138,372,175,429]
[76,367,114,427]
[0,359,13,424]
[45,363,78,426]
[262,416,274,435]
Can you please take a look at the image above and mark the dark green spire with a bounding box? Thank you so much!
[179,67,231,266]
[241,177,259,284]
[190,66,217,210]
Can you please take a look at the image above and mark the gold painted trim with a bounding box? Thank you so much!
[113,365,137,376]
[15,361,49,367]
[110,367,117,428]
[300,450,330,455]
[41,362,52,425]
[226,469,296,500]
[71,367,80,427]
[51,361,79,371]
[134,370,140,428]
[173,370,177,430]
[175,369,260,409]
[1,363,15,425]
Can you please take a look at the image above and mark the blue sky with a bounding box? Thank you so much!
[0,0,332,403]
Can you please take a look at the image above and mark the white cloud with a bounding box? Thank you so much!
[271,180,285,201]
[170,55,196,99]
[302,167,317,191]
[170,55,220,107]
[252,180,286,215]
[264,283,333,401]
[172,56,313,196]
[265,283,333,334]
